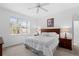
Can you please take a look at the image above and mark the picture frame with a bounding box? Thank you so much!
[47,18,54,27]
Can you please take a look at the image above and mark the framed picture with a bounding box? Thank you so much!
[47,18,54,27]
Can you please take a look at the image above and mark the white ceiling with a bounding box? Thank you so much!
[0,3,79,18]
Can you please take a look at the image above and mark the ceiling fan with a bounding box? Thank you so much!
[28,3,49,13]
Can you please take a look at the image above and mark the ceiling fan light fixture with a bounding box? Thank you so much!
[28,3,49,13]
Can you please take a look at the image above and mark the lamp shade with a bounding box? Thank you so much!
[61,26,70,33]
[60,26,71,38]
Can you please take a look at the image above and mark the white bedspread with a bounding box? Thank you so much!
[25,35,59,56]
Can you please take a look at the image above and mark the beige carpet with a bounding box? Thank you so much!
[54,46,79,56]
[3,44,79,56]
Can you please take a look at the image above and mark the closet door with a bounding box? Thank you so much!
[74,21,79,45]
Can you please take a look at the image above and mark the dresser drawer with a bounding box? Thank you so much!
[59,38,72,50]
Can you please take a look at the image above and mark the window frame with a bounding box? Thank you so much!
[10,16,30,35]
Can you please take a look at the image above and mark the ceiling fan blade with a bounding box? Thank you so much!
[40,7,48,12]
[36,7,39,13]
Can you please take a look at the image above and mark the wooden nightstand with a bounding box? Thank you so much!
[59,38,72,50]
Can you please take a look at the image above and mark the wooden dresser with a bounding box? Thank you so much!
[0,37,4,56]
[59,38,72,50]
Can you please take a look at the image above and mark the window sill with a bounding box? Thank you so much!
[9,33,28,36]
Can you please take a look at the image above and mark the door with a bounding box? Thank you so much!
[74,21,79,45]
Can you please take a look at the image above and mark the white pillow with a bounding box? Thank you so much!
[41,32,57,37]
[48,32,59,37]
[41,32,49,36]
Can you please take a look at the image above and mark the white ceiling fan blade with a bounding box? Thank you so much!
[40,7,48,12]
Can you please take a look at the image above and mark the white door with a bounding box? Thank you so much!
[74,21,79,45]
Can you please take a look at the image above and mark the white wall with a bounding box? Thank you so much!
[35,6,79,32]
[0,7,37,47]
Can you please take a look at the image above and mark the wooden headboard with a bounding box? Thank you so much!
[41,28,60,34]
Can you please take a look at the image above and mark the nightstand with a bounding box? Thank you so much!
[59,38,72,50]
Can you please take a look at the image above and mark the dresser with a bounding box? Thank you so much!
[0,37,4,56]
[59,38,72,50]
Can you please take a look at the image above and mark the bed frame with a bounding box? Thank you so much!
[25,28,60,56]
[41,28,60,35]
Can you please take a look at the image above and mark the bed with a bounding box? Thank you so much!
[24,28,60,56]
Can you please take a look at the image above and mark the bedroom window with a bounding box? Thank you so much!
[10,16,30,34]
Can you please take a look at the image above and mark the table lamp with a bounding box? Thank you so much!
[62,26,70,39]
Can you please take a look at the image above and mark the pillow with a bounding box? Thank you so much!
[41,32,58,37]
[48,32,58,37]
[41,32,49,36]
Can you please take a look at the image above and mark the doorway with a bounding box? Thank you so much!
[73,21,79,46]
